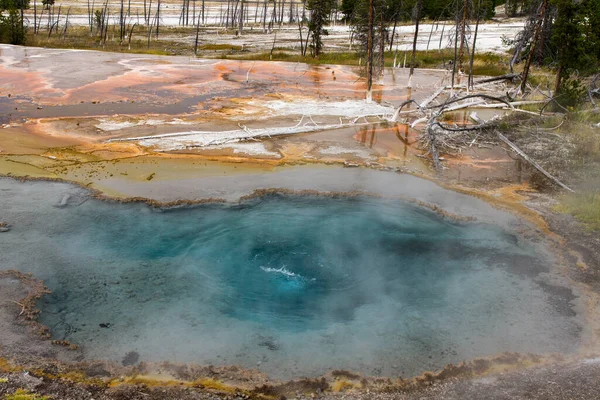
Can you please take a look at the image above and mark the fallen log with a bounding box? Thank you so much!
[496,132,574,193]
[473,73,521,85]
[419,87,445,109]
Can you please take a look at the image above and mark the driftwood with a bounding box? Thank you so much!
[497,132,574,193]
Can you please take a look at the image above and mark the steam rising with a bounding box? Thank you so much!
[0,178,583,379]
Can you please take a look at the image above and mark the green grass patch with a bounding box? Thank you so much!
[199,43,243,51]
[224,49,509,75]
[557,191,600,231]
[4,389,50,400]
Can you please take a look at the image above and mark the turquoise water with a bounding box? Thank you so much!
[0,182,582,378]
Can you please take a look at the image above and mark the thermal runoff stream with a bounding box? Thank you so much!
[0,177,582,379]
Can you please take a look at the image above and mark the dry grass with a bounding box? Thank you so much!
[224,49,509,75]
[3,389,50,400]
[557,191,600,231]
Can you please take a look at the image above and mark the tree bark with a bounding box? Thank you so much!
[468,0,482,89]
[366,0,374,102]
[521,0,547,93]
[408,1,421,88]
[238,0,243,34]
[457,0,468,73]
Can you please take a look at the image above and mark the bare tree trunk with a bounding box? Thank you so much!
[408,1,421,88]
[55,4,61,33]
[521,0,547,93]
[34,0,38,35]
[426,20,435,53]
[457,0,468,73]
[128,22,137,49]
[366,0,374,102]
[388,16,397,52]
[238,0,243,34]
[262,0,267,31]
[298,12,304,56]
[147,11,157,48]
[225,0,230,28]
[156,0,160,37]
[468,0,481,89]
[278,0,284,26]
[119,0,125,43]
[62,7,71,38]
[451,0,459,90]
[194,13,200,54]
[270,0,276,31]
[379,5,385,76]
[103,5,109,47]
[270,32,276,59]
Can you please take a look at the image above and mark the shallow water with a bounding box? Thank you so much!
[0,179,582,379]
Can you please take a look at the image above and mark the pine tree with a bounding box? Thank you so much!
[350,0,387,99]
[0,0,29,44]
[307,0,334,56]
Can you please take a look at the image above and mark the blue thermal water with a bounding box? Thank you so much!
[0,188,582,379]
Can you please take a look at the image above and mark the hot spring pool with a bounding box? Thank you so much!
[0,178,582,379]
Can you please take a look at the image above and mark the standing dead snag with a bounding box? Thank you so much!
[407,0,422,89]
[468,0,482,89]
[520,0,548,93]
[366,0,374,102]
[457,0,469,74]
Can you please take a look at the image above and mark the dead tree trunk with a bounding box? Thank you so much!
[408,0,421,88]
[194,14,200,54]
[520,0,547,93]
[468,0,481,89]
[388,15,397,52]
[34,0,37,34]
[497,132,574,192]
[238,0,244,34]
[155,0,160,38]
[457,0,468,73]
[119,0,125,43]
[451,0,460,90]
[366,0,374,102]
[379,3,385,74]
[128,22,137,49]
[61,7,71,38]
[425,20,435,53]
